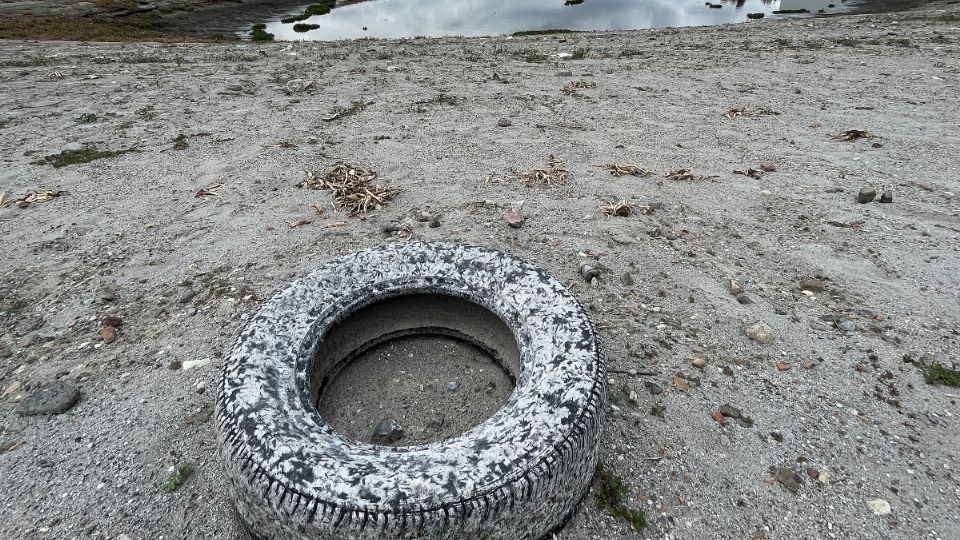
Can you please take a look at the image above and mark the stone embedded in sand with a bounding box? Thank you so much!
[16,382,81,415]
[759,161,777,172]
[857,187,877,203]
[727,278,744,296]
[719,403,742,419]
[710,410,726,424]
[503,210,524,228]
[799,278,825,291]
[620,272,635,286]
[776,361,791,371]
[880,191,893,203]
[866,499,891,515]
[371,418,404,445]
[100,326,118,344]
[745,321,774,344]
[773,467,802,493]
[497,118,512,127]
[692,357,706,369]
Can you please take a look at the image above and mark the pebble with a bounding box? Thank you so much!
[178,290,196,304]
[429,217,441,228]
[497,118,512,127]
[776,361,791,371]
[503,210,524,228]
[692,357,706,369]
[879,191,893,203]
[102,315,123,328]
[0,342,12,358]
[627,368,638,376]
[722,366,734,377]
[773,467,802,493]
[866,499,892,515]
[838,320,856,333]
[181,358,211,370]
[186,307,197,317]
[759,161,777,172]
[100,326,118,344]
[580,263,601,282]
[727,278,745,296]
[710,410,727,424]
[447,381,459,391]
[745,321,774,344]
[736,294,753,305]
[719,403,743,419]
[857,187,877,203]
[371,418,404,445]
[99,286,116,302]
[16,382,81,415]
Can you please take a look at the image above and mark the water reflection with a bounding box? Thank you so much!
[263,0,856,41]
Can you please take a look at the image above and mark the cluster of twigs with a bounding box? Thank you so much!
[1,189,66,209]
[522,155,569,186]
[569,80,597,89]
[827,129,874,141]
[665,168,694,181]
[298,163,399,216]
[195,182,224,198]
[599,200,632,217]
[724,107,780,119]
[733,168,764,179]
[598,163,654,177]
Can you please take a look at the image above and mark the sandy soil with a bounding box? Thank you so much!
[1,3,960,540]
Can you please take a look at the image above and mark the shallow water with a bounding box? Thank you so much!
[262,0,858,41]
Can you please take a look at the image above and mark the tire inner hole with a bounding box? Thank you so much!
[310,294,520,447]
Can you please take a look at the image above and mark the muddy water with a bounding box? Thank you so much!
[258,0,869,41]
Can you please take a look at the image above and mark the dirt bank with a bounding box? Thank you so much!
[1,3,959,540]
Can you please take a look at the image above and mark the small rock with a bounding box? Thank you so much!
[805,467,820,480]
[429,217,441,228]
[503,210,524,228]
[178,290,196,304]
[866,499,891,515]
[759,161,777,172]
[722,366,734,377]
[99,286,116,302]
[167,360,182,370]
[0,342,12,358]
[838,320,856,333]
[770,432,784,443]
[719,403,742,419]
[447,381,459,391]
[181,358,211,370]
[799,278,825,291]
[745,321,774,344]
[692,357,706,369]
[185,307,197,317]
[414,211,433,222]
[579,263,601,282]
[879,191,893,203]
[371,418,404,445]
[497,118,512,127]
[802,359,818,369]
[776,361,791,371]
[100,326,118,344]
[627,390,640,405]
[857,187,877,204]
[727,278,745,296]
[620,272,635,286]
[16,382,81,415]
[773,467,802,493]
[710,410,727,424]
[644,382,663,395]
[736,294,753,305]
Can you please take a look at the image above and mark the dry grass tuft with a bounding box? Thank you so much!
[600,200,632,217]
[827,129,874,141]
[298,163,399,216]
[522,155,569,186]
[665,168,694,181]
[599,163,654,177]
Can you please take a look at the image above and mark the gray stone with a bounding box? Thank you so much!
[644,382,663,395]
[371,418,404,445]
[857,187,876,203]
[100,286,116,302]
[719,403,742,419]
[447,381,459,391]
[736,294,753,305]
[497,118,512,127]
[580,263,600,282]
[745,321,774,344]
[773,467,802,493]
[178,290,196,304]
[620,272,635,286]
[16,382,81,415]
[186,307,197,317]
[838,320,856,333]
[880,191,893,203]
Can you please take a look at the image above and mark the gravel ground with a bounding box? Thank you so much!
[1,3,960,539]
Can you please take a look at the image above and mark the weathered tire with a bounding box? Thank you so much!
[217,241,605,540]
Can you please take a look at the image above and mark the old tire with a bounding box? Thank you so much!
[217,241,605,540]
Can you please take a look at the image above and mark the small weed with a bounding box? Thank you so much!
[162,462,195,493]
[251,23,274,42]
[512,28,576,36]
[594,463,646,531]
[293,23,320,32]
[172,134,189,151]
[281,0,336,23]
[926,364,960,387]
[37,144,137,168]
[76,113,98,124]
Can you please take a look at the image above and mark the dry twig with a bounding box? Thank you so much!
[195,182,224,198]
[298,163,399,216]
[600,200,632,217]
[598,163,654,177]
[665,168,694,181]
[13,189,66,208]
[827,129,874,141]
[522,155,569,186]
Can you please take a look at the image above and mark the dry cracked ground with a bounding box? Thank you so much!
[1,5,959,540]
